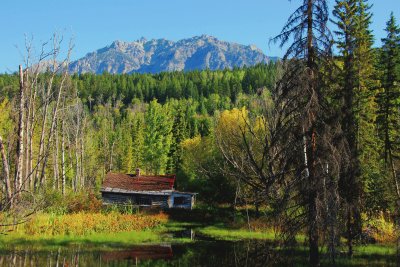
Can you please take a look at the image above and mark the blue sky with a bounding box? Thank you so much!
[1,0,399,73]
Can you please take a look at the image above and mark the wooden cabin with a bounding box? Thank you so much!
[100,168,196,209]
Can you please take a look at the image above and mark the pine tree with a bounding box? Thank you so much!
[333,0,366,256]
[377,12,400,200]
[167,102,189,174]
[352,0,381,214]
[336,0,380,254]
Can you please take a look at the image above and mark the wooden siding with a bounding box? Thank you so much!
[102,192,169,208]
[170,193,194,209]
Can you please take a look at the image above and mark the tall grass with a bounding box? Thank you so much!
[9,212,168,236]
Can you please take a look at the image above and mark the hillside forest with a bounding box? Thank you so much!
[0,0,400,265]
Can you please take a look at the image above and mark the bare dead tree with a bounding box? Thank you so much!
[215,83,296,211]
[53,119,60,190]
[22,38,52,190]
[80,112,87,189]
[39,49,72,189]
[14,65,25,197]
[73,98,81,190]
[61,114,66,195]
[0,136,12,207]
[31,50,58,189]
[269,0,344,265]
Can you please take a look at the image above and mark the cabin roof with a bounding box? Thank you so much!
[101,172,176,192]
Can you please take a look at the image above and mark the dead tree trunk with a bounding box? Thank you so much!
[66,129,74,192]
[80,133,85,189]
[61,118,66,195]
[23,72,30,189]
[15,65,25,196]
[74,101,81,190]
[34,77,53,190]
[0,136,12,207]
[39,93,61,187]
[25,71,38,190]
[75,139,80,191]
[24,91,31,190]
[38,60,69,188]
[53,119,60,190]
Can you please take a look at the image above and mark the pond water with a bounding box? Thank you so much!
[0,240,397,267]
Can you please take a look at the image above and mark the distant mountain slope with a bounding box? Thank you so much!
[69,35,272,74]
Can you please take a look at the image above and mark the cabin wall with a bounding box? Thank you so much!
[169,194,194,209]
[102,192,169,208]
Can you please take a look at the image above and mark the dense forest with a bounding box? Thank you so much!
[0,0,399,265]
[0,62,278,201]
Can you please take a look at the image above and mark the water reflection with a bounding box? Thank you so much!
[0,240,397,266]
[102,244,173,261]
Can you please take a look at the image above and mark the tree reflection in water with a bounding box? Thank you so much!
[0,240,396,266]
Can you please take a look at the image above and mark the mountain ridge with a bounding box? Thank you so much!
[69,35,273,74]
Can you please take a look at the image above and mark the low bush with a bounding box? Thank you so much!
[363,213,397,243]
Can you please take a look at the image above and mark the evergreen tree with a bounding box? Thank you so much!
[377,12,400,201]
[332,0,365,256]
[167,101,189,174]
[352,0,382,215]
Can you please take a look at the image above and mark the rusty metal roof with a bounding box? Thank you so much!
[101,172,176,192]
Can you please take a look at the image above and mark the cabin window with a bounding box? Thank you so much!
[174,196,188,205]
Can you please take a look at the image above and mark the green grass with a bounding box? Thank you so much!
[0,218,202,251]
[0,228,195,251]
[161,221,201,232]
[197,224,276,241]
[332,245,397,266]
[354,244,396,255]
[0,230,161,250]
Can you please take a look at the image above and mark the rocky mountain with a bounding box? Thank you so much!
[69,35,271,74]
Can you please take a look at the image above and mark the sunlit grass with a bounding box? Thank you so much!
[197,224,276,240]
[0,230,194,251]
[354,244,396,255]
[1,211,167,237]
[161,221,201,232]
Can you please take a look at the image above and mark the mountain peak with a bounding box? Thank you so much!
[69,36,271,74]
[138,37,147,44]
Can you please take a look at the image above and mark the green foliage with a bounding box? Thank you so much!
[377,12,400,167]
[0,98,13,138]
[198,225,276,241]
[363,213,397,243]
[143,100,173,174]
[181,135,236,204]
[131,112,145,170]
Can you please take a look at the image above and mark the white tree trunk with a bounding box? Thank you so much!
[0,135,12,205]
[61,118,66,195]
[15,65,25,195]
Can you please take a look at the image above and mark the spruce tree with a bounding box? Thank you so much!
[167,101,189,174]
[332,0,365,256]
[378,12,400,200]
